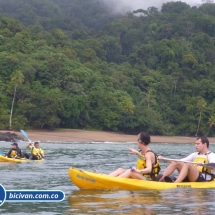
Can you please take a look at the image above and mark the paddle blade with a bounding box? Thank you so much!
[20,129,29,140]
[0,151,4,156]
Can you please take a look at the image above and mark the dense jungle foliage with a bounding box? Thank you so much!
[0,0,215,136]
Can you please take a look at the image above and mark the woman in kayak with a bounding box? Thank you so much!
[109,132,160,180]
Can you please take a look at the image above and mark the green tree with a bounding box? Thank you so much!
[195,98,207,136]
[0,105,8,129]
[9,70,24,129]
[206,116,215,136]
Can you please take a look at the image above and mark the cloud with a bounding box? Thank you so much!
[99,0,203,13]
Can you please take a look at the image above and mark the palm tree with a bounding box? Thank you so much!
[123,97,135,114]
[195,98,207,136]
[206,116,215,136]
[9,70,24,130]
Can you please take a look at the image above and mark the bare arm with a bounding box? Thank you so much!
[133,153,153,174]
[140,153,153,173]
[41,152,45,158]
[127,148,139,154]
[26,143,33,149]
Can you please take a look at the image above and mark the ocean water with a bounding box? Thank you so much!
[0,141,215,215]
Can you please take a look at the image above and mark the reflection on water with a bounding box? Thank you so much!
[68,189,215,215]
[68,190,161,214]
[0,142,215,214]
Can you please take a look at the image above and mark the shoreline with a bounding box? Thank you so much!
[1,129,215,144]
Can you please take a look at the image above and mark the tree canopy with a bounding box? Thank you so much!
[0,0,215,136]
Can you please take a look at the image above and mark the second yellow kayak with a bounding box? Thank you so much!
[0,155,44,163]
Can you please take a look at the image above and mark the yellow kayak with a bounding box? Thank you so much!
[68,167,215,190]
[0,155,44,163]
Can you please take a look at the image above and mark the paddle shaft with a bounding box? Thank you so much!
[127,162,133,169]
[162,157,215,167]
[162,157,197,164]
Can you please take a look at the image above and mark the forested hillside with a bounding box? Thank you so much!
[0,0,120,30]
[0,0,215,136]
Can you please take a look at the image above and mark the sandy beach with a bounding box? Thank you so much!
[1,129,215,144]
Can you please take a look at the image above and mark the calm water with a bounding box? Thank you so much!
[0,141,215,215]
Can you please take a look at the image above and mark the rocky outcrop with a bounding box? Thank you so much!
[0,132,24,142]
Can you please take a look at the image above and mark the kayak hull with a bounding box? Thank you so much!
[68,167,215,190]
[0,155,43,163]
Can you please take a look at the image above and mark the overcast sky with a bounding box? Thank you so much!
[99,0,203,13]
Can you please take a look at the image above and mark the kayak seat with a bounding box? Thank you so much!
[164,176,175,182]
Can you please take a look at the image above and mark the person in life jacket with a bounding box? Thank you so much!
[23,142,44,160]
[6,142,22,159]
[109,132,161,180]
[158,136,215,182]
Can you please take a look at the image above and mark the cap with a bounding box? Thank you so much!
[11,143,18,146]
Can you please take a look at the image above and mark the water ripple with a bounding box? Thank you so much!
[0,142,215,214]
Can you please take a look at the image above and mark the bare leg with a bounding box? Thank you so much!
[159,162,184,181]
[118,169,146,180]
[175,163,199,182]
[109,168,126,177]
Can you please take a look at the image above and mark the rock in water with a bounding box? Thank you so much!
[0,132,24,142]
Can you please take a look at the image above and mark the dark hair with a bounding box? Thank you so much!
[196,136,209,148]
[34,142,39,145]
[138,132,151,145]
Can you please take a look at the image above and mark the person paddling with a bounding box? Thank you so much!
[109,132,160,180]
[6,143,22,159]
[23,142,44,160]
[158,136,215,182]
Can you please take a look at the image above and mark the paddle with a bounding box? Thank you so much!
[161,157,215,168]
[20,129,43,159]
[0,151,4,156]
[127,163,134,171]
[20,129,31,142]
